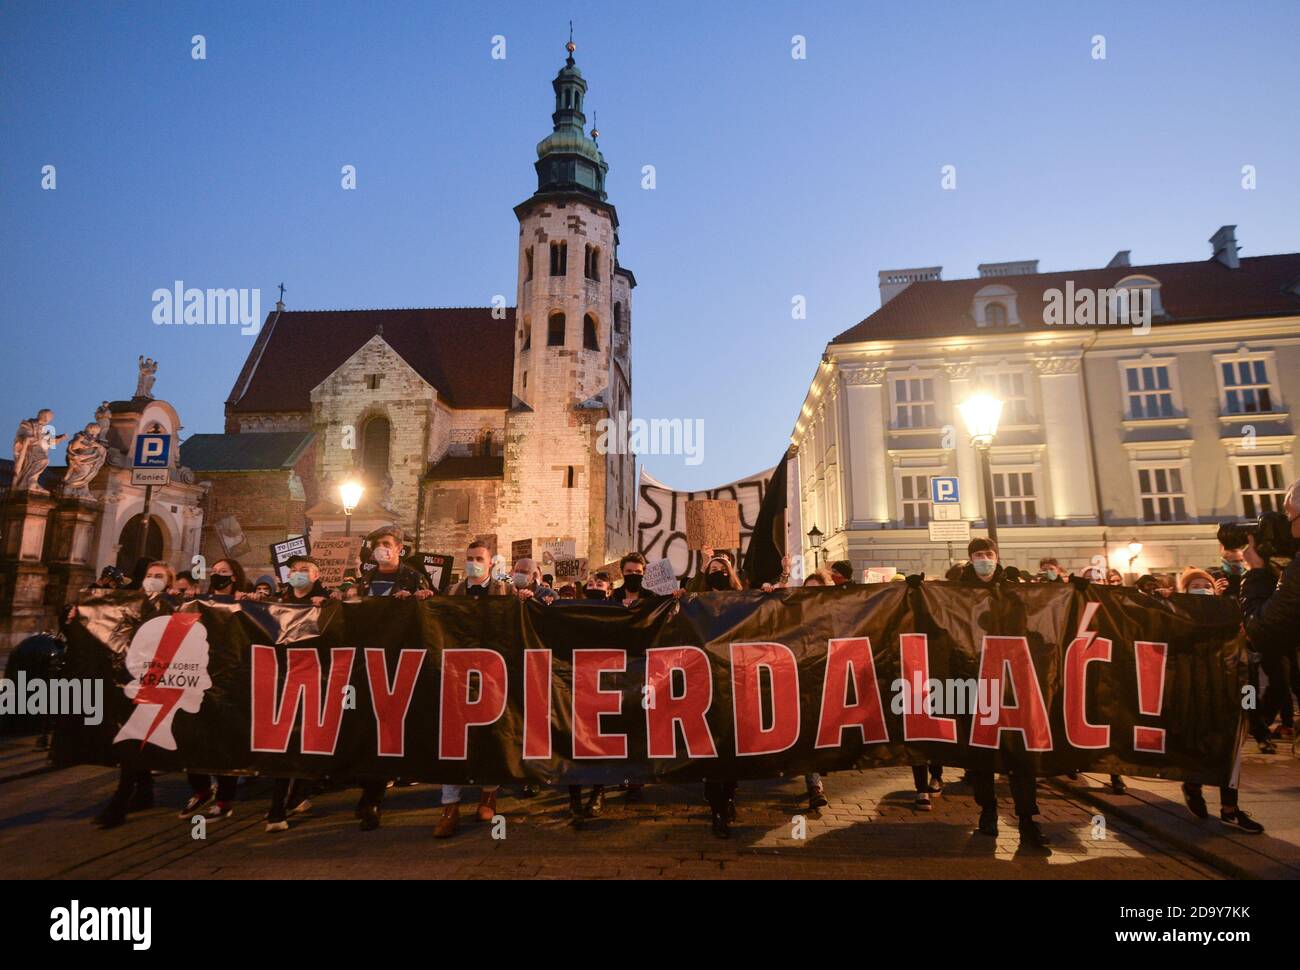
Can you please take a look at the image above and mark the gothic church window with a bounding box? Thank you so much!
[550,240,567,276]
[548,312,566,346]
[361,416,390,482]
[583,313,599,350]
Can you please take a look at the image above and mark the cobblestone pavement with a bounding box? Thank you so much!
[0,747,1220,879]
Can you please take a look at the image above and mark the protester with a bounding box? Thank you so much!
[251,575,277,599]
[171,570,199,600]
[957,538,1049,848]
[830,560,854,586]
[511,557,557,604]
[432,539,511,838]
[278,556,330,604]
[1038,557,1064,583]
[202,558,247,601]
[357,526,435,599]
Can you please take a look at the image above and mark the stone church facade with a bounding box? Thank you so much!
[206,44,636,574]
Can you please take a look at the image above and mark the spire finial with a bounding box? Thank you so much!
[276,281,286,311]
[566,21,575,59]
[591,110,599,140]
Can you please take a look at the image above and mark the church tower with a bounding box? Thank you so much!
[499,38,635,565]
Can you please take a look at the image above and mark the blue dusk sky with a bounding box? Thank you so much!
[2,0,1297,491]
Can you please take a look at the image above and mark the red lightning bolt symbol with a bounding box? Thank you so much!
[133,613,201,748]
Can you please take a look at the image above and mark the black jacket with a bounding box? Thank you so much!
[358,564,432,596]
[1240,558,1300,657]
[279,580,331,604]
[611,586,667,607]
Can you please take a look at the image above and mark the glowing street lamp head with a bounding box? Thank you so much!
[1127,539,1143,559]
[339,479,364,515]
[959,394,1004,446]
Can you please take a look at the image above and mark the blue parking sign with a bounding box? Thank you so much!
[133,433,170,468]
[930,476,959,504]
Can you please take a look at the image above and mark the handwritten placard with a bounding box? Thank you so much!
[312,535,365,587]
[643,557,680,595]
[684,500,740,551]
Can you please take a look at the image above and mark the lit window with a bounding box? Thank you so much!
[1138,466,1188,523]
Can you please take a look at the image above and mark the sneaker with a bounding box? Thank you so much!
[926,777,943,795]
[287,798,312,817]
[358,804,380,832]
[976,809,998,837]
[1018,818,1051,848]
[1110,775,1127,795]
[808,785,828,810]
[179,788,215,818]
[265,820,289,833]
[1220,809,1264,834]
[205,801,234,820]
[1257,739,1277,754]
[914,792,931,811]
[1181,783,1209,819]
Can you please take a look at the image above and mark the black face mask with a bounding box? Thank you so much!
[706,571,731,591]
[584,589,607,600]
[209,574,233,591]
[622,574,643,593]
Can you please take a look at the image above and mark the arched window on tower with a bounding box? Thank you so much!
[522,318,531,350]
[550,240,567,276]
[361,416,391,484]
[614,302,624,333]
[548,312,566,347]
[525,247,533,281]
[583,313,599,351]
[584,245,601,281]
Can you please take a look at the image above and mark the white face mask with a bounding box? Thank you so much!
[1189,587,1214,596]
[373,546,394,564]
[512,572,531,589]
[142,577,166,595]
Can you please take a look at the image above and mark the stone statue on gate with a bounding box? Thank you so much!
[12,409,67,494]
[61,422,110,499]
[135,356,158,399]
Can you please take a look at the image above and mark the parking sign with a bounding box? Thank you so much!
[930,476,959,504]
[133,434,170,468]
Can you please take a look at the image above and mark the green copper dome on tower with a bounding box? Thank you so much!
[534,39,608,200]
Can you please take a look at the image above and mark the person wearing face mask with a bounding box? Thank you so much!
[356,526,435,599]
[278,556,330,605]
[609,552,668,806]
[352,528,435,830]
[431,539,512,838]
[1038,557,1064,583]
[201,558,247,602]
[959,538,1049,849]
[179,558,245,820]
[583,572,612,600]
[511,557,557,604]
[1178,567,1218,596]
[91,560,176,829]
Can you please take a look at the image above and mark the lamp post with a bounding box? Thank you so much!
[806,524,824,571]
[340,478,364,537]
[958,393,1004,546]
[1127,538,1143,575]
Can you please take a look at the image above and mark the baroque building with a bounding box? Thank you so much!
[791,227,1300,579]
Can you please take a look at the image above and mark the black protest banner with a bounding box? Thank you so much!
[52,583,1246,786]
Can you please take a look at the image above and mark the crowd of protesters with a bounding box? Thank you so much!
[58,474,1300,849]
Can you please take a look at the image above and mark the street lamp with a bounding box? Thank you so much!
[806,524,824,570]
[958,393,1004,545]
[340,478,365,537]
[1127,538,1143,573]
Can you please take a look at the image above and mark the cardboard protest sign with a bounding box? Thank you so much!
[539,537,576,566]
[269,535,310,584]
[864,567,896,584]
[416,552,454,593]
[685,500,740,551]
[643,557,680,595]
[554,557,588,583]
[510,539,533,563]
[312,535,365,587]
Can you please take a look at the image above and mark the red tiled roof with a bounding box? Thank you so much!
[227,308,516,413]
[832,254,1300,344]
